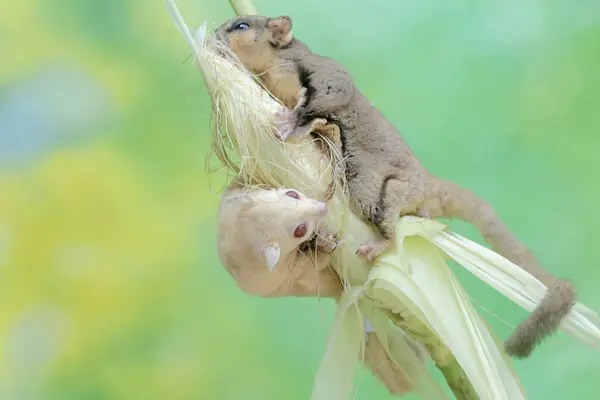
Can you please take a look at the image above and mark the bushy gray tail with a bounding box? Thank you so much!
[432,178,576,358]
[364,333,416,395]
[504,279,575,358]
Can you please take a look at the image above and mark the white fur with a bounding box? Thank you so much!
[217,182,338,298]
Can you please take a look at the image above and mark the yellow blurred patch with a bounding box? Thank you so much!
[0,145,197,386]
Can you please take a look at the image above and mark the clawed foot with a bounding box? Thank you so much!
[314,122,342,150]
[273,105,298,141]
[272,87,310,141]
[356,239,393,263]
[316,231,343,254]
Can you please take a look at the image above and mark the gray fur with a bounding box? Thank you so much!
[214,15,577,358]
[505,279,576,358]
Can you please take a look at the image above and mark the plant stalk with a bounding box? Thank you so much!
[229,0,257,15]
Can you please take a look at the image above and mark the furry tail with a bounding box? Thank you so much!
[364,331,426,395]
[504,279,575,358]
[431,178,576,357]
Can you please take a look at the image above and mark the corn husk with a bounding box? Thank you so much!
[166,1,600,399]
[312,287,448,400]
[366,218,523,399]
[431,227,600,347]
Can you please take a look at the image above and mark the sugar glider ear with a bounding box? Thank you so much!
[267,16,293,47]
[262,242,281,272]
[232,193,256,211]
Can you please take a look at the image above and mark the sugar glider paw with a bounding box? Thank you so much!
[356,240,392,263]
[316,231,342,254]
[273,106,298,141]
[314,122,341,148]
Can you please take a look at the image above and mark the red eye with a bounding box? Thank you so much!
[294,224,307,238]
[285,190,300,200]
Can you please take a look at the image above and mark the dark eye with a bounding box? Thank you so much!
[285,190,300,200]
[234,22,249,30]
[294,224,307,238]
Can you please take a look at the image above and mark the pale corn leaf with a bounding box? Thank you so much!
[313,292,448,400]
[365,219,526,399]
[432,229,600,348]
[310,290,364,400]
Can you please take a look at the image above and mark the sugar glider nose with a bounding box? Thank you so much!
[316,202,328,216]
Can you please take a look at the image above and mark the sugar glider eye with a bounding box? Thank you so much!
[285,190,300,200]
[294,224,307,238]
[234,22,249,30]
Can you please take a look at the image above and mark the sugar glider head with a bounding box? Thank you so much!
[212,15,294,72]
[229,187,328,272]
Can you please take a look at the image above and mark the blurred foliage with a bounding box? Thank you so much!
[1,0,600,398]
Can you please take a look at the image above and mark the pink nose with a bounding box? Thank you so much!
[316,203,328,216]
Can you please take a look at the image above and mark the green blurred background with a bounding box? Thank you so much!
[1,0,599,398]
